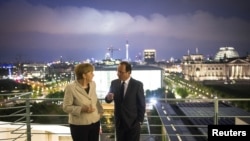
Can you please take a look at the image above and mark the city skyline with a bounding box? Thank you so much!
[0,0,250,63]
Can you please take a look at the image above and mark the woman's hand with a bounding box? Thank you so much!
[81,104,95,113]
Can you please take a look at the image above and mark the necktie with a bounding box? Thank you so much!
[120,81,125,101]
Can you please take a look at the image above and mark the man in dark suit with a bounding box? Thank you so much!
[105,61,146,141]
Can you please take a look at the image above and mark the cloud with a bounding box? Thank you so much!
[0,0,249,42]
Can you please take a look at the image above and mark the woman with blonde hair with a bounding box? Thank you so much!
[63,63,103,141]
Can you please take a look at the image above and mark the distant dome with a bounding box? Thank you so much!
[214,47,239,61]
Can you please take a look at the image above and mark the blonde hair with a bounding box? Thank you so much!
[74,63,94,80]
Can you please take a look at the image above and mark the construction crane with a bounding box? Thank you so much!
[107,45,120,59]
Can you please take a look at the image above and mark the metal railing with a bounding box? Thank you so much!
[1,92,250,141]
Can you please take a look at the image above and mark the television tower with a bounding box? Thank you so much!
[125,40,129,61]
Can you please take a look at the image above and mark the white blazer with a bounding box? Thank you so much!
[63,81,103,125]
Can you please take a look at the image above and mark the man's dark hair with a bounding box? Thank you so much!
[120,61,132,73]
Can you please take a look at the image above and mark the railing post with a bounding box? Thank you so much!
[25,93,31,141]
[213,96,218,125]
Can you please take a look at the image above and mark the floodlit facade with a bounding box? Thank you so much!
[181,47,250,82]
[94,65,163,98]
[143,49,156,63]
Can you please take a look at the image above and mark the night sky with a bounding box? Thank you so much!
[0,0,249,63]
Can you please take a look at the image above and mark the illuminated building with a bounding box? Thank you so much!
[144,49,156,64]
[181,47,250,82]
[94,64,163,98]
[214,47,239,62]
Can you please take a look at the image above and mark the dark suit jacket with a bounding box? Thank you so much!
[105,78,146,129]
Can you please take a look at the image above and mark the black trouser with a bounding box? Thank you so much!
[116,120,141,141]
[70,121,100,141]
